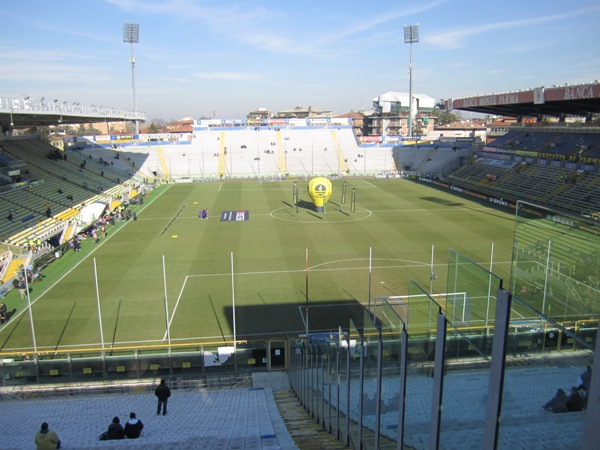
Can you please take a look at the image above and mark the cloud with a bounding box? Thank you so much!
[242,1,446,58]
[425,5,600,50]
[321,1,445,43]
[105,0,446,59]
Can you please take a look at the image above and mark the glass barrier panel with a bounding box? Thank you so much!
[573,319,598,350]
[441,251,503,448]
[321,335,338,436]
[498,296,593,449]
[38,358,71,382]
[168,351,205,377]
[311,340,325,425]
[440,323,489,448]
[238,339,268,370]
[497,201,600,448]
[361,309,380,449]
[338,331,351,446]
[3,359,37,384]
[318,341,329,431]
[105,354,140,379]
[306,341,317,418]
[446,250,501,356]
[348,318,363,449]
[135,352,171,378]
[287,340,295,389]
[289,339,304,401]
[377,299,406,449]
[313,341,322,422]
[70,356,105,379]
[403,280,436,450]
[512,201,600,325]
[299,341,308,410]
[198,343,237,374]
[233,346,257,373]
[318,340,333,430]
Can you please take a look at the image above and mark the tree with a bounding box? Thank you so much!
[37,126,50,141]
[147,118,167,133]
[85,124,101,135]
[147,122,161,133]
[431,101,460,126]
[413,120,424,137]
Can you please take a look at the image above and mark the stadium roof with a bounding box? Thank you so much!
[374,91,436,108]
[446,82,600,118]
[0,97,145,130]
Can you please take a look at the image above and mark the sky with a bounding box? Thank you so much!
[1,0,599,121]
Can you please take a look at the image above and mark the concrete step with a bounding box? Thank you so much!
[273,390,347,450]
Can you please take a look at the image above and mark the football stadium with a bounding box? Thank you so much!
[1,25,600,450]
[1,90,599,449]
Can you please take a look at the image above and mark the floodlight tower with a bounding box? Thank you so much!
[404,24,419,138]
[123,23,140,135]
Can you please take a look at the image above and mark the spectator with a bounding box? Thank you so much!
[577,365,592,392]
[35,421,61,450]
[13,278,26,299]
[124,412,144,439]
[100,416,124,440]
[0,302,7,323]
[566,386,585,412]
[577,365,593,409]
[542,388,568,413]
[155,379,171,415]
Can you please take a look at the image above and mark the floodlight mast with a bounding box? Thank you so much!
[123,23,140,135]
[404,24,419,139]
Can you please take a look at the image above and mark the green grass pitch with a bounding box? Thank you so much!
[0,179,516,353]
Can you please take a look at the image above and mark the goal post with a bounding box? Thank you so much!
[373,292,468,332]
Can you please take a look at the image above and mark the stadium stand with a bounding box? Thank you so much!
[81,127,370,180]
[0,356,590,449]
[437,128,600,216]
[0,137,146,298]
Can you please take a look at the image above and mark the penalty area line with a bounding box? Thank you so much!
[162,275,190,341]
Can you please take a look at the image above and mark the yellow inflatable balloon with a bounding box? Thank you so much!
[308,177,333,212]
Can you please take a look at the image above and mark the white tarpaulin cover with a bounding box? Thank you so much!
[78,202,107,224]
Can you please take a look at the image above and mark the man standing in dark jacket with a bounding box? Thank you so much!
[155,379,171,415]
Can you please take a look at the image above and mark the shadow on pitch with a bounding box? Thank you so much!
[208,294,226,341]
[108,299,122,354]
[0,308,24,351]
[53,301,78,352]
[224,298,368,338]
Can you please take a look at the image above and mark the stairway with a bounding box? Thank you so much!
[273,389,347,449]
